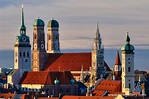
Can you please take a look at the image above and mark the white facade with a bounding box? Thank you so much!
[121,33,135,93]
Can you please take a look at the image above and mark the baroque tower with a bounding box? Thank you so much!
[32,18,46,71]
[14,5,31,75]
[47,19,60,53]
[121,32,135,93]
[90,23,105,86]
[114,50,122,80]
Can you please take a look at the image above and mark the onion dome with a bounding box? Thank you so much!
[121,32,135,51]
[70,78,75,84]
[54,78,59,84]
[47,19,59,27]
[33,18,45,26]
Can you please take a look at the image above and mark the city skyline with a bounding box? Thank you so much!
[0,0,149,70]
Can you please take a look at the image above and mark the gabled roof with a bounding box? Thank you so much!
[20,71,74,84]
[93,80,121,95]
[43,52,111,72]
[43,53,91,71]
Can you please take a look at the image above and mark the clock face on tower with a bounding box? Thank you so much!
[22,37,26,41]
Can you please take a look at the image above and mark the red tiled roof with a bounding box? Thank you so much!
[93,80,121,94]
[20,71,74,84]
[0,92,15,99]
[62,96,115,99]
[43,53,91,71]
[38,97,58,99]
[92,90,105,96]
[43,52,111,72]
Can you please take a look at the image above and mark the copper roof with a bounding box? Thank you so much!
[20,71,74,84]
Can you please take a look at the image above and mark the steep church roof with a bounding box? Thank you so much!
[43,53,92,71]
[43,52,111,72]
[20,71,74,84]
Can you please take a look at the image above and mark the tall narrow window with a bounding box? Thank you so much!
[23,52,25,57]
[129,83,131,88]
[27,52,29,57]
[20,52,22,57]
[128,67,130,72]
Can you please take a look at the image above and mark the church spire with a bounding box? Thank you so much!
[115,50,121,65]
[19,5,26,34]
[93,22,102,50]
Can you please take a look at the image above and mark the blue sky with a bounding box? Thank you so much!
[0,0,149,50]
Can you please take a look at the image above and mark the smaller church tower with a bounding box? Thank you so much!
[47,19,60,53]
[32,18,46,71]
[114,50,122,80]
[14,5,31,76]
[90,23,106,85]
[121,32,135,93]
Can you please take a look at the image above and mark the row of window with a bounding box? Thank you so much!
[15,52,30,57]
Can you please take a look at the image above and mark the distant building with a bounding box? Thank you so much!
[20,71,78,97]
[121,32,135,93]
[113,50,122,80]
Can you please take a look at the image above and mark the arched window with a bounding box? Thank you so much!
[20,52,22,57]
[128,67,130,72]
[23,52,25,57]
[27,52,29,57]
[129,83,131,88]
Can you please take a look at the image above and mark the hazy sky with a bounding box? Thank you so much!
[0,0,149,70]
[0,0,149,50]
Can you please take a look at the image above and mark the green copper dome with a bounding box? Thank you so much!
[54,78,59,84]
[33,18,45,26]
[121,44,135,51]
[121,32,135,51]
[47,19,59,27]
[70,79,75,84]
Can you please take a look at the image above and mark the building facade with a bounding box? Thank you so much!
[121,32,135,93]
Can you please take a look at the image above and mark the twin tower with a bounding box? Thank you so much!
[32,18,60,71]
[14,6,61,73]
